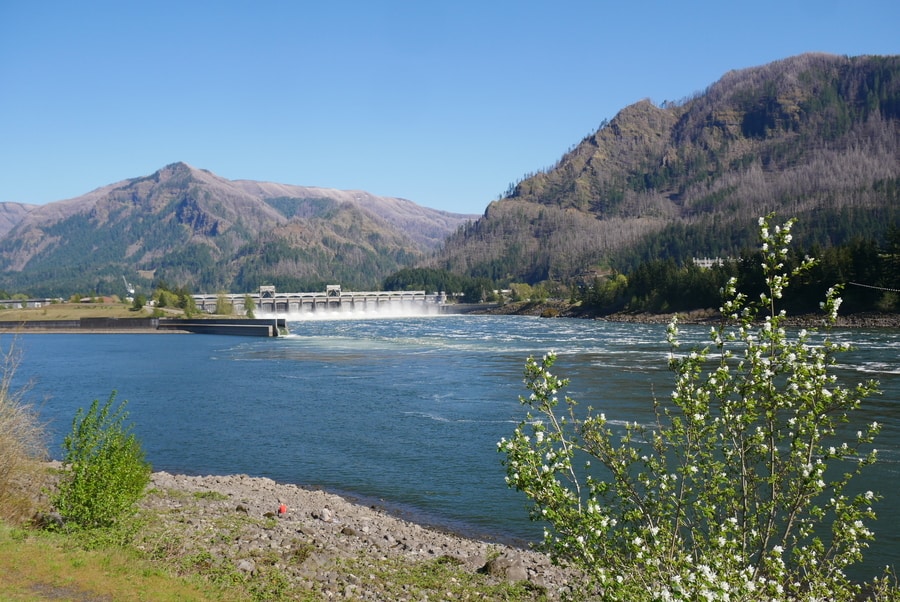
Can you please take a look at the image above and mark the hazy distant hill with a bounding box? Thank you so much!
[0,162,477,296]
[430,53,900,283]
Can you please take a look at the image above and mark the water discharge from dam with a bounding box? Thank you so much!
[193,286,454,320]
[258,301,445,321]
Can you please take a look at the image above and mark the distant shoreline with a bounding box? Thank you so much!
[4,307,900,333]
[477,301,900,328]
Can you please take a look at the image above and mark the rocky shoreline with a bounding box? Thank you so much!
[478,300,900,328]
[135,470,577,600]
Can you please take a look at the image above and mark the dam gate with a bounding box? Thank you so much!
[192,286,446,315]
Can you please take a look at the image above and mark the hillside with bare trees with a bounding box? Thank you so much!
[430,53,900,283]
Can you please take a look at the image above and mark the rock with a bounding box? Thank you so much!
[481,553,529,583]
[32,511,64,530]
[129,468,580,599]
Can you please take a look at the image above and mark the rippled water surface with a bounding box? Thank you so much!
[12,315,899,577]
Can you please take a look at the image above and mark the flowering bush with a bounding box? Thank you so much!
[500,216,895,600]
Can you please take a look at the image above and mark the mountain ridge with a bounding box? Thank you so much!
[0,162,477,296]
[429,53,900,283]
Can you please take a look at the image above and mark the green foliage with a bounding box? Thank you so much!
[462,277,497,303]
[500,216,893,600]
[581,273,629,313]
[151,283,200,317]
[53,393,151,531]
[153,289,179,308]
[382,267,467,294]
[179,294,198,317]
[152,281,191,309]
[383,267,507,305]
[243,294,256,318]
[192,490,229,502]
[215,292,233,315]
[131,294,147,311]
[580,219,900,316]
[510,283,533,302]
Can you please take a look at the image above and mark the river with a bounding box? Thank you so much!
[8,314,898,580]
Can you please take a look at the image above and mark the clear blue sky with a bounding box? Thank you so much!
[1,1,898,215]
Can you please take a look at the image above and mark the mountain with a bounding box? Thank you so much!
[0,203,36,239]
[429,53,900,283]
[0,163,477,296]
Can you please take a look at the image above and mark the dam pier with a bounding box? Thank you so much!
[192,285,449,316]
[0,286,485,338]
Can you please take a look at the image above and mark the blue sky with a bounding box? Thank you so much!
[1,1,898,215]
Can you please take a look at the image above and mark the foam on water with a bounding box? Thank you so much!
[258,303,444,322]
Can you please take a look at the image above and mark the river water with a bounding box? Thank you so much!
[9,314,898,579]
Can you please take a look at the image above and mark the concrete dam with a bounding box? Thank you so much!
[192,285,453,316]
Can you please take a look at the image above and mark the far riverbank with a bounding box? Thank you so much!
[478,300,900,328]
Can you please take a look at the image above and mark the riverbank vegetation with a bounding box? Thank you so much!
[52,393,152,531]
[0,344,45,526]
[1,484,550,601]
[575,228,900,317]
[501,216,899,600]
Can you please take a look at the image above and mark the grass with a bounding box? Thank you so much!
[0,513,553,602]
[0,302,145,321]
[340,554,550,601]
[0,523,241,601]
[0,343,47,525]
[192,490,230,502]
[0,475,556,602]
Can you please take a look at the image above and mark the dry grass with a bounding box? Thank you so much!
[0,342,48,525]
[0,302,144,322]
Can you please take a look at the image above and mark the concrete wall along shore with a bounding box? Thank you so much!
[157,318,286,337]
[0,317,158,331]
[0,317,286,337]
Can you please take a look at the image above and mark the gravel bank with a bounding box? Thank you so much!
[138,470,577,599]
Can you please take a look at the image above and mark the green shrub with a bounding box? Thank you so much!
[500,216,895,600]
[215,292,233,316]
[244,294,256,319]
[131,294,147,311]
[53,392,151,530]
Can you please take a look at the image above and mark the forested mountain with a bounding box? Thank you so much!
[0,162,476,296]
[429,53,900,284]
